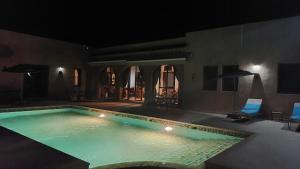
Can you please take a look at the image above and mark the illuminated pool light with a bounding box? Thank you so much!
[164,126,173,132]
[99,114,105,118]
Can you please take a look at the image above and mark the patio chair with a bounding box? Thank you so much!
[227,99,262,120]
[288,103,300,129]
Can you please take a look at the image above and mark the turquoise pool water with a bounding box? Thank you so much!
[0,108,243,168]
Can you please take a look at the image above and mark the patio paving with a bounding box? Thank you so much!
[1,101,300,169]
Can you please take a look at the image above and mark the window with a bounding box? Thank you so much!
[106,67,116,86]
[99,66,117,99]
[122,66,145,101]
[278,64,300,94]
[203,66,218,90]
[160,66,174,88]
[73,68,81,87]
[154,65,179,104]
[222,65,239,91]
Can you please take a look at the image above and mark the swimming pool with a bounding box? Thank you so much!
[0,106,245,169]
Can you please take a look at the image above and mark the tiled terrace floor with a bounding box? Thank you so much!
[1,101,300,169]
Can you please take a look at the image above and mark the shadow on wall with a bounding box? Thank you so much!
[249,74,271,118]
[54,73,67,100]
[0,44,14,58]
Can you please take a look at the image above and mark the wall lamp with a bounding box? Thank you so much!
[57,66,64,75]
[252,64,261,73]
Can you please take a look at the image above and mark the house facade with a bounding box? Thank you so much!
[1,16,300,118]
[86,16,300,117]
[0,30,87,101]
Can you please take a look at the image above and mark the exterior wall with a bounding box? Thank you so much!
[0,29,86,101]
[87,16,300,118]
[183,16,300,117]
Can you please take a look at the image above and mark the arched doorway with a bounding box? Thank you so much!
[122,66,145,101]
[99,66,116,99]
[154,65,179,104]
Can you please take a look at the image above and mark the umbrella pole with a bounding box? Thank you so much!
[20,73,23,103]
[233,77,236,112]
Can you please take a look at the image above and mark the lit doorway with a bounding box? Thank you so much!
[154,65,179,104]
[122,66,145,101]
[99,66,116,99]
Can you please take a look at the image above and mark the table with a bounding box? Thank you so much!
[272,111,283,121]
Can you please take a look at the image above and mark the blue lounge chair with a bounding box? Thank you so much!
[240,99,263,117]
[288,103,300,129]
[227,99,262,120]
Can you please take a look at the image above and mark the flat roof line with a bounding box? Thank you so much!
[127,58,186,64]
[88,58,186,65]
[88,60,127,65]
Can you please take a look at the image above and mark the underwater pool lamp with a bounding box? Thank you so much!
[164,126,173,132]
[99,114,105,118]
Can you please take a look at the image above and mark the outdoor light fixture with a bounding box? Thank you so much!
[99,114,105,118]
[164,126,173,132]
[57,66,64,75]
[58,67,64,72]
[252,64,261,73]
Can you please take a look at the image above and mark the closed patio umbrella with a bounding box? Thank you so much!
[217,69,255,78]
[2,64,43,73]
[2,64,44,101]
[217,69,256,111]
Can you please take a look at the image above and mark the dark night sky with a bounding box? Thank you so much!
[1,1,300,47]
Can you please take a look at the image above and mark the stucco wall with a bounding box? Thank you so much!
[0,29,86,101]
[183,16,300,117]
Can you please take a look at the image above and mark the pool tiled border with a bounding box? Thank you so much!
[0,105,70,113]
[72,105,251,138]
[0,105,251,138]
[91,161,196,169]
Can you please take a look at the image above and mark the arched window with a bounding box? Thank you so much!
[122,66,145,101]
[154,65,179,104]
[106,67,116,86]
[73,68,81,87]
[99,66,116,99]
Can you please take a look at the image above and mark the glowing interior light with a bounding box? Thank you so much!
[164,126,173,132]
[252,65,261,72]
[27,72,31,77]
[99,114,105,118]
